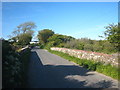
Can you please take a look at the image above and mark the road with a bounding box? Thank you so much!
[27,48,118,88]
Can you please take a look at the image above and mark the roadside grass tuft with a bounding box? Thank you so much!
[48,49,120,81]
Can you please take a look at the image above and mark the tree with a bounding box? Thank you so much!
[104,23,120,51]
[42,34,75,49]
[9,21,36,46]
[17,21,36,33]
[48,34,74,42]
[17,33,33,45]
[37,29,54,44]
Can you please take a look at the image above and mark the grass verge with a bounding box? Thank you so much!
[48,49,120,81]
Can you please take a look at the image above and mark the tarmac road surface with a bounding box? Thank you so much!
[27,49,119,88]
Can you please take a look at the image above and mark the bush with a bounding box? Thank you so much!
[77,43,84,50]
[64,39,79,49]
[84,44,93,51]
[57,43,65,47]
[39,44,44,49]
[2,40,31,88]
[45,34,75,49]
[63,38,117,54]
[44,41,54,50]
[2,40,21,88]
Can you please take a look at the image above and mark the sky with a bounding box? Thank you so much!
[2,2,118,41]
[1,0,120,2]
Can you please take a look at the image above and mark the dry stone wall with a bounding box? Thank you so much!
[51,47,118,66]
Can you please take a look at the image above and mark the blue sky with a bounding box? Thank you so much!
[2,2,118,40]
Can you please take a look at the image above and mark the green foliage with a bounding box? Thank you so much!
[77,43,84,50]
[64,38,94,51]
[29,43,36,48]
[104,23,120,51]
[64,39,80,49]
[2,40,13,59]
[17,33,32,46]
[84,44,93,51]
[64,38,116,54]
[96,64,119,80]
[36,27,117,54]
[39,44,45,49]
[47,34,74,45]
[92,44,102,52]
[44,34,75,49]
[2,40,31,88]
[2,40,20,88]
[48,50,119,80]
[57,43,65,47]
[44,41,54,50]
[37,29,54,44]
[9,21,36,46]
[101,40,116,54]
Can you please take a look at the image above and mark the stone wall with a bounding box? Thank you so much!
[51,47,118,66]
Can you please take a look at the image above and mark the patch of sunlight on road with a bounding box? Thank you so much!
[65,75,86,82]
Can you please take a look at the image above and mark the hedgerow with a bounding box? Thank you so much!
[2,40,31,88]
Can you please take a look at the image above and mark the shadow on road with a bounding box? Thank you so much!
[27,51,115,88]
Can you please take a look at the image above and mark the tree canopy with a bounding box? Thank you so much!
[104,23,120,51]
[17,33,33,45]
[37,29,54,44]
[47,34,75,46]
[9,21,36,46]
[17,21,36,34]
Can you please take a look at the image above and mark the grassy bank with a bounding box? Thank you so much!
[48,49,120,81]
